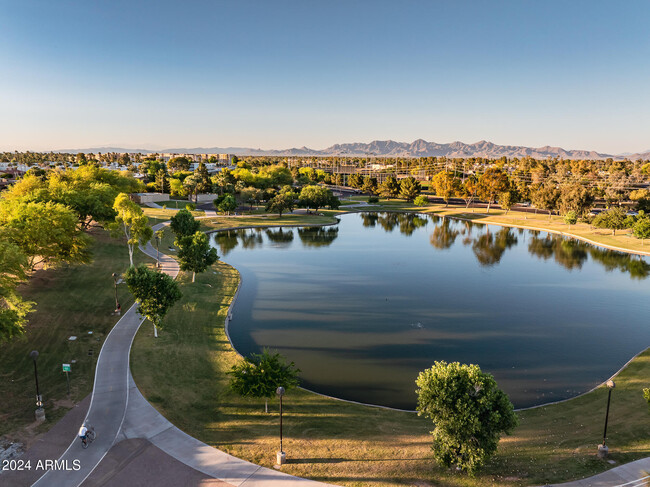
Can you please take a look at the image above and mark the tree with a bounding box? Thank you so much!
[477,168,510,213]
[361,176,378,195]
[431,171,460,207]
[633,213,650,245]
[170,208,200,239]
[155,168,170,194]
[415,361,518,474]
[266,191,296,217]
[110,193,153,267]
[0,199,91,270]
[176,231,219,282]
[531,184,560,219]
[497,189,519,215]
[347,173,363,189]
[299,185,333,213]
[592,207,629,235]
[167,156,191,173]
[124,265,181,337]
[0,242,34,342]
[414,195,429,206]
[194,162,212,194]
[564,210,578,230]
[559,184,594,217]
[460,176,479,209]
[169,177,186,197]
[217,194,237,215]
[399,177,422,201]
[378,176,400,199]
[228,349,300,413]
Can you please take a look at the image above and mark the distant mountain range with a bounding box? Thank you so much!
[57,140,650,160]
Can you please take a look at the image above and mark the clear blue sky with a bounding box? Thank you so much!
[1,0,649,154]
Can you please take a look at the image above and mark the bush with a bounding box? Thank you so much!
[185,203,196,211]
[416,361,518,474]
[414,195,429,207]
[643,387,650,409]
[368,196,379,203]
[145,182,158,192]
[162,204,167,210]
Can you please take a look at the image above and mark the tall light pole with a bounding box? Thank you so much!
[276,386,286,466]
[112,273,121,314]
[598,380,616,458]
[29,350,45,421]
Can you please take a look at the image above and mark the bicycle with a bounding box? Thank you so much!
[80,426,96,449]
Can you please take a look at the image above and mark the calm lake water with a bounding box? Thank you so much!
[213,212,650,409]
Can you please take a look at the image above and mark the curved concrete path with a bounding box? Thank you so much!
[29,217,650,487]
[32,221,331,487]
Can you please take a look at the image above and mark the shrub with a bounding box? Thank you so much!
[185,203,196,211]
[368,196,379,203]
[414,195,428,207]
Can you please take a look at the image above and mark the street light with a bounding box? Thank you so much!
[276,386,286,466]
[29,350,45,421]
[598,380,616,458]
[112,273,121,315]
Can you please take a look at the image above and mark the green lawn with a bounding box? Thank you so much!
[130,213,650,487]
[0,228,153,445]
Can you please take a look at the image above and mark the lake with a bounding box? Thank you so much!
[212,212,650,409]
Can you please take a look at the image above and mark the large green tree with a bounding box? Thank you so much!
[110,193,153,266]
[378,176,400,199]
[633,213,650,245]
[559,183,594,217]
[477,168,510,213]
[299,185,335,212]
[592,207,629,235]
[416,361,518,474]
[170,208,200,239]
[399,177,422,201]
[0,199,91,270]
[217,194,237,214]
[176,231,219,282]
[531,184,560,219]
[431,171,460,206]
[228,349,300,413]
[194,162,212,194]
[266,190,296,217]
[124,264,182,338]
[167,156,191,172]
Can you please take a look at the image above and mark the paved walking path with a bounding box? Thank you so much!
[23,218,650,487]
[547,460,650,487]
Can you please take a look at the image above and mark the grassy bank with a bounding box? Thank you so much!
[130,213,650,486]
[0,228,152,446]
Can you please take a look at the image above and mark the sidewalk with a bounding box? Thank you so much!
[547,460,650,487]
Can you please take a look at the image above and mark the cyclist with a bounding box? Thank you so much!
[78,424,89,446]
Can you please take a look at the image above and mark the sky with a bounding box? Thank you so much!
[1,0,649,154]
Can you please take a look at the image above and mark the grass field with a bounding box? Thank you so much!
[130,212,650,487]
[0,228,153,446]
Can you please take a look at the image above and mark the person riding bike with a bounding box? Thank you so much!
[78,424,91,447]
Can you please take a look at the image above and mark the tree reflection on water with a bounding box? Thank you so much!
[212,213,649,279]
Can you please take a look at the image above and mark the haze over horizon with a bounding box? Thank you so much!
[1,1,649,154]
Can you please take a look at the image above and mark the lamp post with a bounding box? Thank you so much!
[29,350,45,421]
[276,386,286,466]
[598,380,616,458]
[112,273,121,315]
